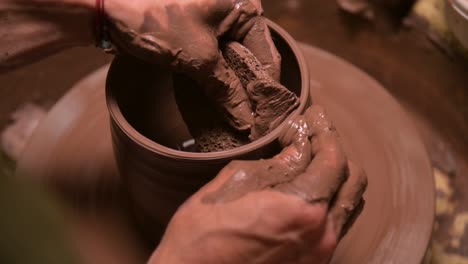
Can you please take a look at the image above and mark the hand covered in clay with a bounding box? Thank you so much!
[106,0,280,131]
[149,105,367,264]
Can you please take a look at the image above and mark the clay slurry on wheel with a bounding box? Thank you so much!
[222,41,299,140]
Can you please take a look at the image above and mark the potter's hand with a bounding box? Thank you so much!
[106,0,276,131]
[149,105,367,264]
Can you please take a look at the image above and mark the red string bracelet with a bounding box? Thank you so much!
[95,0,111,50]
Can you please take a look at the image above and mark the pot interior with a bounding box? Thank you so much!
[107,29,302,152]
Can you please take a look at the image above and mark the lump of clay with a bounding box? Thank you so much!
[195,126,249,152]
[242,17,282,81]
[174,74,250,153]
[175,38,297,152]
[223,42,299,140]
[246,79,299,139]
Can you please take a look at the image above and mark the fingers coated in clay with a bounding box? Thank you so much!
[201,137,312,203]
[246,79,299,139]
[222,41,297,137]
[274,105,348,204]
[202,105,350,205]
[329,161,368,238]
[201,55,254,131]
[242,17,282,81]
[201,114,315,204]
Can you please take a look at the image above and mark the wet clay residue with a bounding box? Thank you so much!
[110,13,298,152]
[202,105,367,236]
[194,126,250,153]
[173,73,250,152]
[242,17,282,81]
[175,19,298,152]
[223,41,299,140]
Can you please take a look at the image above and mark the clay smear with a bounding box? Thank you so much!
[182,22,298,152]
[203,106,367,236]
[223,41,299,140]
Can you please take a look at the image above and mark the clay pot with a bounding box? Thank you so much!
[106,20,310,241]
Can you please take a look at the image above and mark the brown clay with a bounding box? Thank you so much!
[193,126,249,153]
[173,37,295,152]
[223,41,299,140]
[197,56,254,132]
[105,20,310,240]
[330,161,367,238]
[242,17,282,81]
[202,104,367,244]
[108,2,258,132]
[203,105,349,205]
[273,106,350,204]
[16,40,434,264]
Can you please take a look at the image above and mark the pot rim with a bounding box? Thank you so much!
[106,19,310,161]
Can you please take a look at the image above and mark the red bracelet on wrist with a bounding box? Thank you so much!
[95,0,111,49]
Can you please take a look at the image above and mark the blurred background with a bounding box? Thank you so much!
[0,0,467,263]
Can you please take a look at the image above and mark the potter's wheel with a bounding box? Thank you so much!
[16,44,434,264]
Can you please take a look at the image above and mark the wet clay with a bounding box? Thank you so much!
[173,73,250,153]
[197,57,254,132]
[109,11,284,134]
[202,105,367,237]
[194,126,249,152]
[177,40,298,152]
[174,26,297,152]
[223,42,299,140]
[107,2,258,132]
[242,17,282,81]
[107,2,291,137]
[329,161,367,238]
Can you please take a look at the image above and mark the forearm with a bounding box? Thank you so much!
[0,0,95,72]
